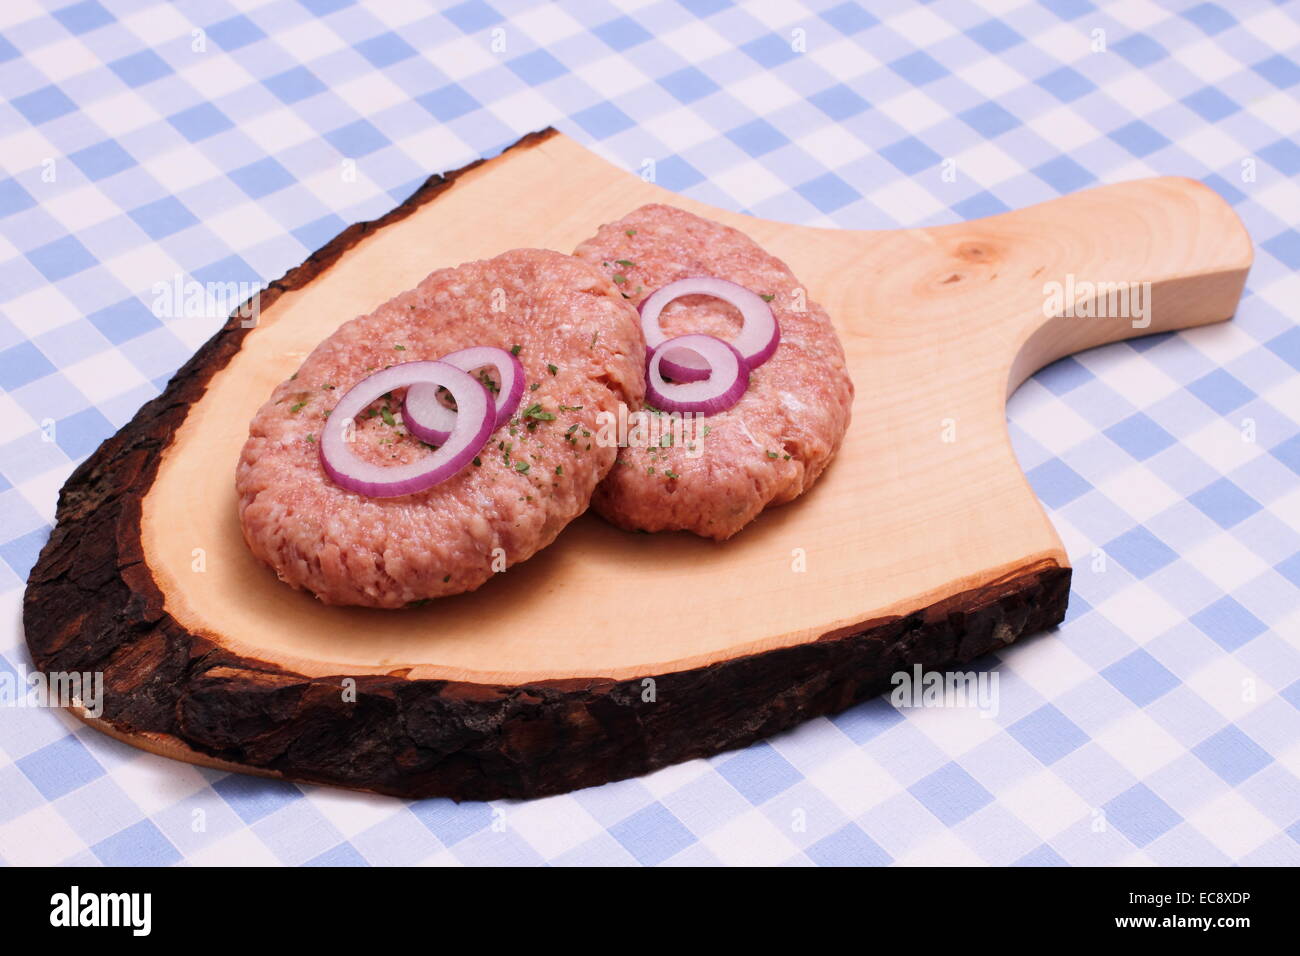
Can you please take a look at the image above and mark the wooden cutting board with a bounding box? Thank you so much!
[24,129,1252,800]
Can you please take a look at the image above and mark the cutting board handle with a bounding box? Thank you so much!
[990,176,1253,391]
[827,175,1251,395]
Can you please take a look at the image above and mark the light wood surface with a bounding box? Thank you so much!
[138,133,1252,685]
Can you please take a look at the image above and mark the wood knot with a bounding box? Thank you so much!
[956,242,995,263]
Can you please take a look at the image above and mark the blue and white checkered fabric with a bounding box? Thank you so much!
[1,0,1297,866]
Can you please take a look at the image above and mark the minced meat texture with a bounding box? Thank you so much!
[574,204,853,540]
[236,249,644,607]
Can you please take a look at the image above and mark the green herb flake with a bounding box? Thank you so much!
[305,434,315,443]
[664,469,679,479]
[767,450,778,459]
[625,228,636,236]
[380,407,397,427]
[521,402,555,421]
[510,344,522,356]
[760,293,775,303]
[393,344,407,350]
[289,401,307,413]
[515,461,530,474]
[615,259,635,268]
[547,363,558,375]
[472,456,482,467]
[555,465,563,475]
[611,274,627,285]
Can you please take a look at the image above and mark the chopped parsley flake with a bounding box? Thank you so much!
[522,403,555,421]
[615,259,635,268]
[510,344,522,355]
[625,228,636,236]
[547,363,558,375]
[289,401,306,413]
[611,274,627,284]
[515,461,530,474]
[380,406,396,427]
[760,293,775,302]
[393,344,407,350]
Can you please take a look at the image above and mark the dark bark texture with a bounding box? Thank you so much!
[24,128,1071,801]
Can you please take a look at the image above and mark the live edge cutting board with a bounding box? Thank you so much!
[24,129,1252,800]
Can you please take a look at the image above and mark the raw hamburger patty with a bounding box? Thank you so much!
[236,249,645,607]
[573,204,853,540]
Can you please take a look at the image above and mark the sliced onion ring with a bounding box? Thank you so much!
[646,334,748,415]
[320,361,493,498]
[639,277,779,382]
[401,346,524,445]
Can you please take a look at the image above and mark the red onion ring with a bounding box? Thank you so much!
[645,334,748,415]
[319,361,493,498]
[639,277,779,382]
[401,345,524,445]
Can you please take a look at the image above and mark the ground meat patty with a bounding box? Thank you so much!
[574,204,853,540]
[236,249,644,607]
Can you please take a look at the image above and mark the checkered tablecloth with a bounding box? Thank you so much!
[1,0,1297,867]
